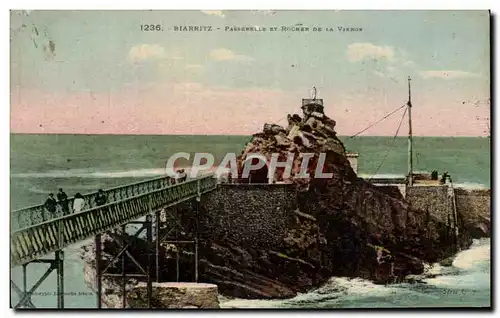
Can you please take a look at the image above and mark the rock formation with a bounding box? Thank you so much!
[80,104,475,302]
[196,109,472,298]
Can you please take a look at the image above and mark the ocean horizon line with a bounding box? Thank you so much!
[9,132,489,138]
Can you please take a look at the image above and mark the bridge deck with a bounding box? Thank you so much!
[11,175,180,231]
[10,175,217,268]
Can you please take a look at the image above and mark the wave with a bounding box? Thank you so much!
[452,238,490,270]
[453,182,489,190]
[421,239,490,292]
[220,239,491,308]
[219,296,282,309]
[219,276,411,309]
[27,186,53,194]
[358,176,489,189]
[12,166,217,180]
[358,173,405,179]
[53,183,110,191]
[12,168,167,179]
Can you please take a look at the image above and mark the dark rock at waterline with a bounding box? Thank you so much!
[439,256,456,267]
[465,220,490,239]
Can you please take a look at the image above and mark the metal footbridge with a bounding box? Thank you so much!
[10,174,217,309]
[11,174,217,267]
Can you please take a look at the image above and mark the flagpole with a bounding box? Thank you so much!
[407,76,413,186]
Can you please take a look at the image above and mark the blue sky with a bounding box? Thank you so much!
[10,10,490,136]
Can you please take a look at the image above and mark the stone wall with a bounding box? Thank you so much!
[198,183,489,247]
[406,185,451,225]
[406,185,491,236]
[454,188,490,236]
[454,188,491,218]
[199,183,297,249]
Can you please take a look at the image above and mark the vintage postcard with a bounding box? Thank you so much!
[10,10,490,309]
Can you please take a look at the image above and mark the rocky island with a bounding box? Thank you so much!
[80,98,485,305]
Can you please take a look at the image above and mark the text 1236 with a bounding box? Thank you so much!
[140,24,163,31]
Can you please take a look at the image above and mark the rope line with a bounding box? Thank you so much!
[366,106,408,182]
[349,104,406,139]
[273,106,303,125]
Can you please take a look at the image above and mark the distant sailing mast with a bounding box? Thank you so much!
[407,76,413,186]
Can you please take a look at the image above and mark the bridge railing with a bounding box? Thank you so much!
[11,175,176,230]
[10,175,217,267]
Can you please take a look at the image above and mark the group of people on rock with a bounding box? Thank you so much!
[43,188,108,218]
[430,170,452,184]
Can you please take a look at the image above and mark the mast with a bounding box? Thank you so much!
[407,76,413,186]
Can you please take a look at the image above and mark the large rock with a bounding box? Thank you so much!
[80,108,475,301]
[205,110,473,297]
[466,221,490,238]
[263,123,286,136]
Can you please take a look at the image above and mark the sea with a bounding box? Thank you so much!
[9,134,491,308]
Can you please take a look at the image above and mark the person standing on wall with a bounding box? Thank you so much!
[44,193,57,219]
[95,189,107,206]
[73,193,86,213]
[179,168,187,182]
[57,188,69,215]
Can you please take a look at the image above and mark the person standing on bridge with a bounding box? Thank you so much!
[73,192,85,213]
[44,193,57,218]
[95,189,107,206]
[174,168,186,184]
[57,188,69,215]
[179,168,187,182]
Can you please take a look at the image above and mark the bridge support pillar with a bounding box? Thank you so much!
[195,196,200,282]
[55,250,64,308]
[156,199,201,284]
[22,264,27,304]
[95,234,102,309]
[145,214,153,308]
[155,210,160,282]
[10,251,65,309]
[94,219,154,308]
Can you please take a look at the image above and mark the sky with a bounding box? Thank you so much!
[10,10,490,136]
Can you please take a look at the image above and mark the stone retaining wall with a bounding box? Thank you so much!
[199,183,297,249]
